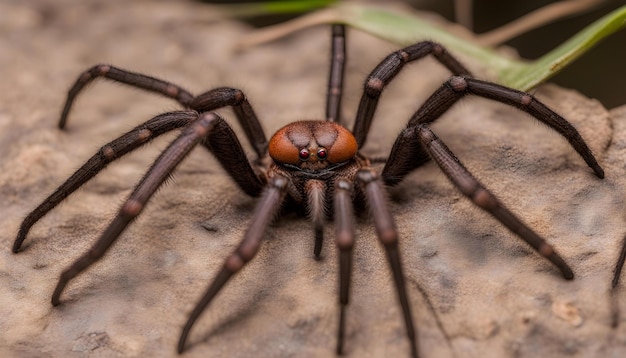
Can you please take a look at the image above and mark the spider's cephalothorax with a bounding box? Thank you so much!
[268,120,363,257]
[268,121,360,203]
[12,25,603,358]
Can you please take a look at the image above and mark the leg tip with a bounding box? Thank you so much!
[13,232,26,253]
[11,245,21,254]
[593,165,605,179]
[177,336,187,354]
[562,267,574,280]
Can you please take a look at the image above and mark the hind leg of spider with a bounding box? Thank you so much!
[326,24,347,124]
[177,175,288,353]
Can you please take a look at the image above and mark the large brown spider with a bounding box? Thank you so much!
[12,25,604,357]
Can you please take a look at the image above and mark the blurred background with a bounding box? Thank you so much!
[203,0,626,108]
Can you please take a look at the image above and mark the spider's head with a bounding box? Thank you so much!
[268,120,357,171]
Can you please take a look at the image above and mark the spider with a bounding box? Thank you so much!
[12,25,604,357]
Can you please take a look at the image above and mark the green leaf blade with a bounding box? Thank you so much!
[502,5,626,90]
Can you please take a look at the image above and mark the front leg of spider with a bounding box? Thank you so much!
[333,178,356,355]
[177,175,288,353]
[177,120,365,352]
[50,113,223,305]
[356,169,419,358]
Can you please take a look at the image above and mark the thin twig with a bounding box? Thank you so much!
[454,0,474,30]
[234,7,341,51]
[476,0,606,46]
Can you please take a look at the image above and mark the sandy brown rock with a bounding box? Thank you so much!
[1,1,626,357]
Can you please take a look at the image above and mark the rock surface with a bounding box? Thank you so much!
[1,1,626,357]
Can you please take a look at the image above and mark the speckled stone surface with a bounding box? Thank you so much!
[2,1,626,357]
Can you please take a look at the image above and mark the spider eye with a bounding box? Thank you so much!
[299,148,310,161]
[317,148,328,160]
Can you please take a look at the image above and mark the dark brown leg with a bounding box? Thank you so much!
[352,41,471,147]
[59,64,194,129]
[13,111,199,253]
[612,236,626,289]
[50,113,241,305]
[356,169,418,358]
[416,124,574,279]
[408,76,604,178]
[611,235,626,327]
[59,66,268,160]
[191,88,268,159]
[177,175,288,353]
[381,127,432,187]
[333,178,356,354]
[201,118,266,197]
[326,24,346,124]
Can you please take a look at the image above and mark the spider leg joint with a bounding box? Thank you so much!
[448,76,468,92]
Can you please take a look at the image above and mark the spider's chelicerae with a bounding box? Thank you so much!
[13,25,604,357]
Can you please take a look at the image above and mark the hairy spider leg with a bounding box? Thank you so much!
[50,112,218,304]
[13,111,198,252]
[190,87,268,158]
[326,24,347,124]
[357,169,419,358]
[333,178,355,355]
[59,64,194,129]
[419,124,573,278]
[59,64,268,159]
[382,75,604,186]
[405,76,603,178]
[334,172,423,358]
[352,41,471,147]
[199,116,265,197]
[351,38,602,179]
[177,175,288,353]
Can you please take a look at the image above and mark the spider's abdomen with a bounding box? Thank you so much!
[268,120,357,170]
